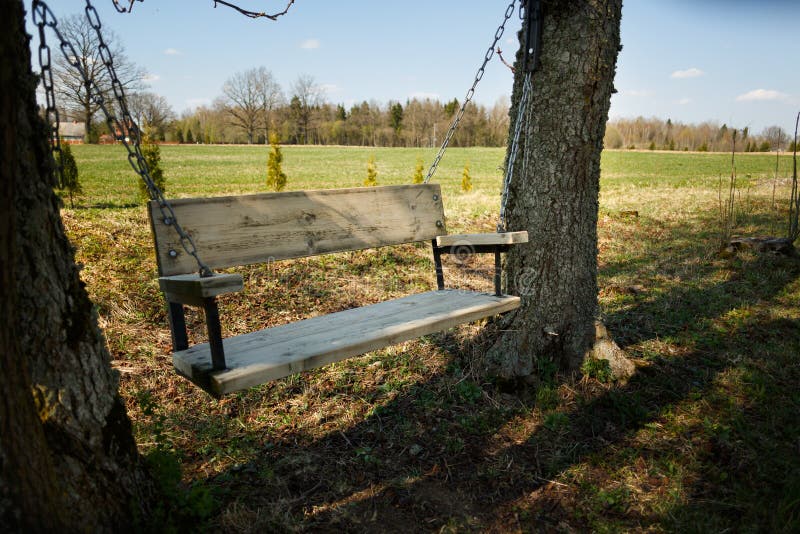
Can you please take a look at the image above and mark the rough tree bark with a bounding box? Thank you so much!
[0,1,153,530]
[487,0,624,377]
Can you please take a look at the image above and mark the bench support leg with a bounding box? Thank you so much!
[203,297,227,371]
[431,239,445,290]
[167,301,189,351]
[494,249,502,296]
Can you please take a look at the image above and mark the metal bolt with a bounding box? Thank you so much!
[433,194,439,201]
[436,220,444,228]
[163,217,173,226]
[168,249,178,258]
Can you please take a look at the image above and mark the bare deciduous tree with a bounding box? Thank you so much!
[127,91,175,140]
[290,74,322,144]
[52,14,144,142]
[221,68,262,144]
[763,125,789,152]
[255,67,284,140]
[221,66,282,144]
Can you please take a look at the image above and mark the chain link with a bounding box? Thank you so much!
[498,71,532,232]
[424,0,517,183]
[32,0,214,277]
[32,1,63,188]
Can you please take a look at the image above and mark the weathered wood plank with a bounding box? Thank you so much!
[159,273,244,306]
[436,231,529,248]
[150,185,447,276]
[173,290,520,396]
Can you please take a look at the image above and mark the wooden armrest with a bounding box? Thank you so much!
[436,231,528,248]
[159,273,244,306]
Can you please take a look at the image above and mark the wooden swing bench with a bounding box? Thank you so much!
[149,184,528,397]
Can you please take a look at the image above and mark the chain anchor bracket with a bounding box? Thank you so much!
[523,0,544,73]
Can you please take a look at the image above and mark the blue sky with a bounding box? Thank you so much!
[34,0,800,134]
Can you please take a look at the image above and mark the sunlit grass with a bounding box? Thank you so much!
[64,145,800,531]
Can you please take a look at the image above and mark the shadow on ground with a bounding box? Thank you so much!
[154,212,800,532]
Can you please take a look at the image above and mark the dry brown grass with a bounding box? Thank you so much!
[63,146,800,531]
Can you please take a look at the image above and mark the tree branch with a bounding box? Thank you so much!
[211,0,295,20]
[111,0,141,13]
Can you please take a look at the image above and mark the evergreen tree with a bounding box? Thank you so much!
[412,158,424,184]
[138,133,166,202]
[185,128,194,144]
[266,132,287,192]
[461,161,472,192]
[59,141,81,209]
[648,141,656,151]
[175,128,184,144]
[443,98,460,117]
[364,155,378,186]
[389,102,403,133]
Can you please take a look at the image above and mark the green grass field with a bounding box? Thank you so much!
[64,145,800,531]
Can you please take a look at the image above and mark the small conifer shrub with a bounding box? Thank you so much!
[461,162,472,192]
[138,132,166,202]
[364,155,378,186]
[59,140,81,208]
[412,158,425,184]
[266,132,288,192]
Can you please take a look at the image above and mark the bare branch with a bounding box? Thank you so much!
[111,0,141,13]
[110,0,297,21]
[496,48,515,73]
[212,0,296,20]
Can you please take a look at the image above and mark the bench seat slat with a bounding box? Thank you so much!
[173,289,519,396]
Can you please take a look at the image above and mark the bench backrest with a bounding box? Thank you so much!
[149,184,447,276]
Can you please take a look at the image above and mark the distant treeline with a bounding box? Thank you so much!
[170,96,511,148]
[103,64,796,152]
[605,117,797,153]
[172,104,795,153]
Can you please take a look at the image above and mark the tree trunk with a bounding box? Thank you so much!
[84,89,93,143]
[486,0,623,377]
[0,1,153,529]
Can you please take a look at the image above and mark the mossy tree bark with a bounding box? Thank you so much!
[487,0,623,377]
[0,1,153,530]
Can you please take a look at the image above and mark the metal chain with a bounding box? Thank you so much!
[498,71,532,232]
[31,2,63,188]
[32,0,214,277]
[424,0,517,183]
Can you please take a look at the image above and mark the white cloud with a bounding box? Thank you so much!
[163,48,181,56]
[409,91,440,101]
[671,68,704,79]
[300,38,320,49]
[677,97,691,105]
[736,89,788,102]
[142,73,160,83]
